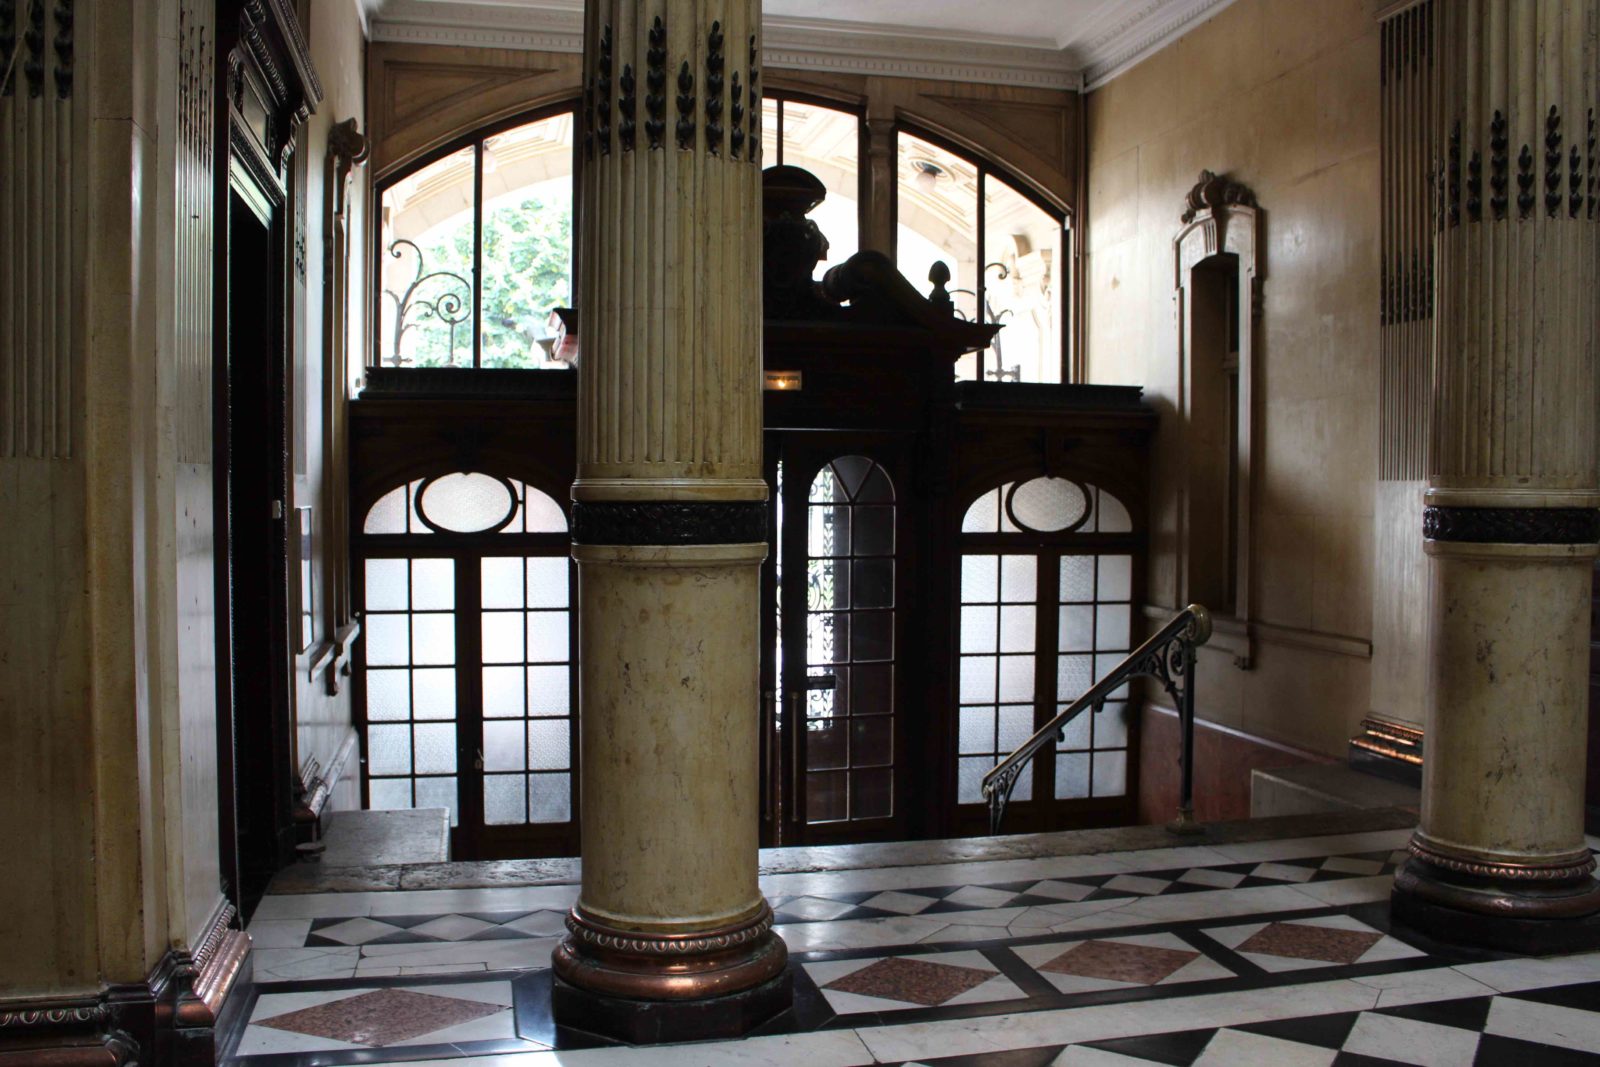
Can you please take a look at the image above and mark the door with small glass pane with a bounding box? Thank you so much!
[355,472,579,859]
[776,444,908,844]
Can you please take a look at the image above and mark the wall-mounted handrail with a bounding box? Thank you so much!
[981,604,1213,835]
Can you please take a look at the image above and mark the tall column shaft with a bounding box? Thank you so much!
[553,0,789,1039]
[1393,0,1600,951]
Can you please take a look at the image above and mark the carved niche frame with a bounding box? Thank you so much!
[1172,170,1260,668]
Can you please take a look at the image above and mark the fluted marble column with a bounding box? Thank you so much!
[551,0,789,1041]
[1391,0,1600,953]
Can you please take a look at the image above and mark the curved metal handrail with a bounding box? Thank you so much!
[981,604,1213,836]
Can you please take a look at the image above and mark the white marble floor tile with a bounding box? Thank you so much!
[1347,965,1498,1008]
[1101,874,1170,896]
[919,923,1013,944]
[399,962,490,975]
[1342,1011,1480,1066]
[781,896,858,921]
[1052,1047,1169,1066]
[245,918,313,949]
[1026,879,1097,901]
[853,979,1381,1063]
[1320,856,1384,876]
[1109,883,1319,925]
[317,916,408,945]
[502,910,570,937]
[1177,868,1244,890]
[251,947,361,983]
[1452,950,1600,993]
[1192,1027,1336,1066]
[232,1024,367,1057]
[1013,931,1231,995]
[944,885,1019,909]
[1484,995,1600,1053]
[251,892,382,921]
[364,886,579,917]
[932,906,1026,928]
[1286,875,1394,907]
[1105,846,1235,872]
[945,973,1026,1006]
[1247,862,1315,883]
[249,987,378,1021]
[776,914,950,953]
[1009,906,1077,931]
[860,890,938,914]
[1207,830,1413,865]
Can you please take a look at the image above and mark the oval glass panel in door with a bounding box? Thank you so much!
[416,472,520,533]
[804,457,896,824]
[1007,476,1088,533]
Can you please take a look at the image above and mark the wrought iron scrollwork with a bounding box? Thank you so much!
[381,238,473,367]
[982,605,1213,836]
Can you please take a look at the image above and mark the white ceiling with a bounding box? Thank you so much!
[364,0,1236,90]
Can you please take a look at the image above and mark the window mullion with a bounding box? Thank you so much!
[976,168,987,383]
[472,141,484,369]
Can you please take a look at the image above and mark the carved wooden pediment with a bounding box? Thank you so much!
[1181,169,1258,223]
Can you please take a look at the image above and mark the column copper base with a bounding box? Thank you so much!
[1391,840,1600,954]
[550,902,792,1043]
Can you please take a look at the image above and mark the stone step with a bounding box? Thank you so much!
[311,807,451,867]
[1251,763,1419,820]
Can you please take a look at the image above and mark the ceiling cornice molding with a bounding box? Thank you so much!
[365,0,1234,94]
[1073,0,1238,90]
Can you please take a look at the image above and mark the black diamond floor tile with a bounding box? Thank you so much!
[1474,1033,1600,1065]
[1236,1010,1361,1049]
[1081,1027,1217,1065]
[1375,994,1494,1033]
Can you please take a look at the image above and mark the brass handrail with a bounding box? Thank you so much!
[981,604,1213,835]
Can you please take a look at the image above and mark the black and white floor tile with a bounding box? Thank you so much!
[227,830,1600,1066]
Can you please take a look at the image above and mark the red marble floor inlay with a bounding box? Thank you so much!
[1236,922,1384,963]
[1038,939,1200,985]
[256,988,505,1047]
[824,956,997,1006]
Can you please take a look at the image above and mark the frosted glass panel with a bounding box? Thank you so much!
[412,668,456,720]
[484,775,526,825]
[481,612,524,663]
[1095,488,1132,533]
[962,489,1000,533]
[481,557,524,609]
[530,773,571,822]
[997,654,1033,702]
[1059,605,1094,651]
[411,613,456,665]
[364,559,409,611]
[366,615,409,666]
[1094,702,1129,748]
[482,666,524,717]
[1060,556,1094,602]
[368,724,411,775]
[1057,709,1092,750]
[528,665,570,715]
[413,723,457,774]
[1097,604,1132,650]
[410,559,454,610]
[960,606,997,653]
[1000,555,1036,602]
[961,554,998,602]
[1095,654,1131,699]
[1057,654,1092,700]
[482,720,525,771]
[999,605,1035,653]
[1056,752,1090,799]
[521,488,568,533]
[1100,555,1133,601]
[959,656,996,703]
[997,706,1034,751]
[419,473,515,533]
[366,669,409,720]
[1093,750,1127,797]
[958,707,994,754]
[854,506,894,556]
[527,612,570,662]
[368,778,411,810]
[957,757,989,804]
[529,719,570,770]
[526,558,569,608]
[414,776,458,826]
[1009,478,1086,532]
[364,485,411,534]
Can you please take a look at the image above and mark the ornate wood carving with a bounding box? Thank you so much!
[1179,169,1257,224]
[596,23,612,156]
[0,0,14,96]
[1545,104,1564,217]
[50,0,70,98]
[675,59,694,150]
[705,20,725,155]
[729,70,744,159]
[1517,143,1534,218]
[644,16,666,149]
[1489,109,1508,220]
[618,61,636,151]
[22,0,42,96]
[748,35,760,162]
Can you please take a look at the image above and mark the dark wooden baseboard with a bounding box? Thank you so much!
[0,902,252,1067]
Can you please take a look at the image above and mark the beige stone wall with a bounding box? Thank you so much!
[294,0,366,809]
[1084,0,1381,755]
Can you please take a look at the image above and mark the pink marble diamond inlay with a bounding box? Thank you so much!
[824,956,996,1006]
[256,988,505,1047]
[1038,939,1200,985]
[1236,922,1384,964]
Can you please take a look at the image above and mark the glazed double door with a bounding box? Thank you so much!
[762,434,920,847]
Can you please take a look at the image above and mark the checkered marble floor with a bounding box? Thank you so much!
[227,829,1600,1066]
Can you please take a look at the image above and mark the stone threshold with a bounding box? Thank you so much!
[264,808,1417,896]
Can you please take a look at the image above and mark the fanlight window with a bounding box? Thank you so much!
[962,477,1131,535]
[364,475,568,535]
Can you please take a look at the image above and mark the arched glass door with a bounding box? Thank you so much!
[776,448,906,844]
